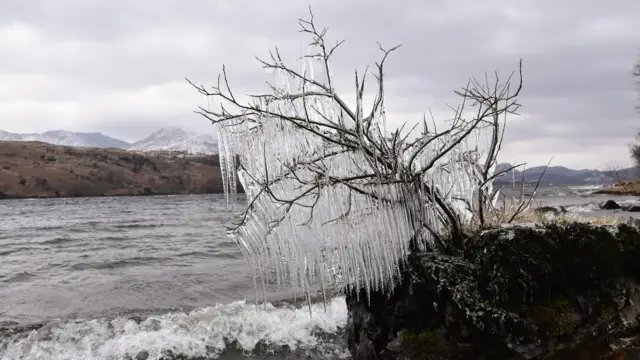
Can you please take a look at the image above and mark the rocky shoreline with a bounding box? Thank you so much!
[346,221,640,359]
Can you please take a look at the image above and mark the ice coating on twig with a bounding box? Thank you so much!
[190,11,522,305]
[209,61,515,302]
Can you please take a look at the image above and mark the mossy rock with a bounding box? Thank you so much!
[529,298,575,338]
[346,222,640,360]
[399,330,452,360]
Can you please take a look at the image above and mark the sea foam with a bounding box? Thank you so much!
[0,297,349,360]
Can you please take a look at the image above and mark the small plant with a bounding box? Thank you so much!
[531,298,575,337]
[18,178,26,185]
[34,177,50,190]
[46,155,56,162]
[596,306,617,323]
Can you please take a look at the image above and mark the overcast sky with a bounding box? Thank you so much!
[1,0,639,169]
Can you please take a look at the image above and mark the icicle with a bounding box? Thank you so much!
[206,44,502,314]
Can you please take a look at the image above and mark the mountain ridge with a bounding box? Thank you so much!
[0,128,219,155]
[2,130,636,183]
[0,130,131,149]
[494,162,639,185]
[128,127,218,154]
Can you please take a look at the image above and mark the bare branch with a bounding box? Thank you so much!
[190,7,527,301]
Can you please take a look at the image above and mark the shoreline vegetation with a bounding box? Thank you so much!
[0,141,240,201]
[593,180,640,196]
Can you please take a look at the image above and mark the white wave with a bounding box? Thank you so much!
[565,203,599,213]
[568,184,603,191]
[549,191,567,197]
[0,297,348,360]
[618,199,640,207]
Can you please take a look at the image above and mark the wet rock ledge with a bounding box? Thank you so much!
[346,222,640,359]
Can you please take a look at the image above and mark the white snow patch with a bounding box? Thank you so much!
[128,127,218,154]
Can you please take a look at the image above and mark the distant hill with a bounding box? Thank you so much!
[0,141,241,200]
[0,127,219,155]
[0,130,131,149]
[128,127,218,154]
[494,163,639,186]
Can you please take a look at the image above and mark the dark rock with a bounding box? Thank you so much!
[158,349,211,360]
[128,315,143,324]
[135,350,149,360]
[534,206,567,215]
[623,205,640,212]
[345,223,640,359]
[600,199,621,210]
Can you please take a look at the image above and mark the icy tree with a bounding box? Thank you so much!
[188,9,523,304]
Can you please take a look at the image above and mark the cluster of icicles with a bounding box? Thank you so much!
[213,53,498,307]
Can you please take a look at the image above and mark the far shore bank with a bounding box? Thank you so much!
[0,141,244,200]
[0,190,239,201]
[593,180,640,196]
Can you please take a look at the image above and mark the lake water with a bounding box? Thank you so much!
[0,195,347,360]
[0,187,638,360]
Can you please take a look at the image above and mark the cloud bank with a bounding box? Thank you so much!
[1,0,639,169]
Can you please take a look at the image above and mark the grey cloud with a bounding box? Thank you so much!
[1,0,639,169]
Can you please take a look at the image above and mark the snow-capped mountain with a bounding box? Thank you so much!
[1,127,219,154]
[128,127,218,154]
[0,130,130,149]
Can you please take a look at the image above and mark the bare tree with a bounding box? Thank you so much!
[605,163,631,188]
[188,8,524,301]
[632,132,640,169]
[634,55,640,112]
[632,56,640,168]
[629,55,640,168]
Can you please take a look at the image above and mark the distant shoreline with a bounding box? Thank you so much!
[0,190,231,201]
[592,180,640,196]
[0,141,243,201]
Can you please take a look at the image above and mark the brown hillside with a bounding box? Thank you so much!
[0,141,238,200]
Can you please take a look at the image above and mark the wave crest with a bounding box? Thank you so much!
[0,297,348,360]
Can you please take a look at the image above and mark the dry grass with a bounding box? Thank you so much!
[511,211,625,226]
[0,141,231,199]
[479,197,628,228]
[594,180,640,196]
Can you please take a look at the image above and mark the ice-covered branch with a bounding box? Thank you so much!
[189,9,524,304]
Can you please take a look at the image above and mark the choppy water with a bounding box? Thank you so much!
[499,184,640,220]
[0,195,348,360]
[0,188,638,359]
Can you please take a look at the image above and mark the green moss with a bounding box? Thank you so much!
[399,330,451,360]
[596,306,617,323]
[531,298,575,337]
